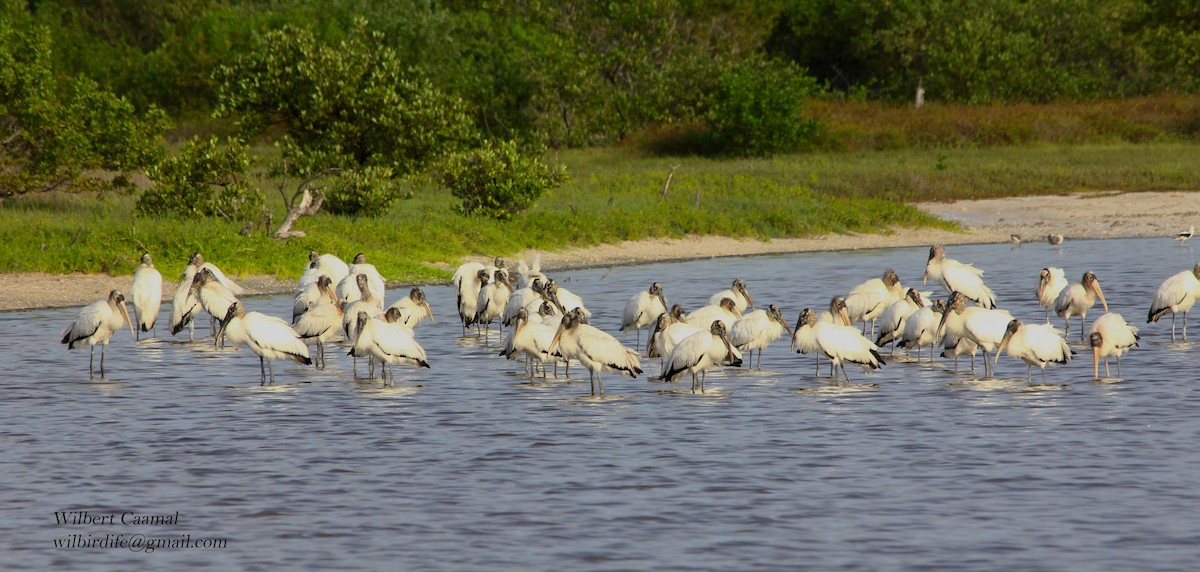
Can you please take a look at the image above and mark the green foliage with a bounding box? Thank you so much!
[137,136,263,221]
[323,167,399,216]
[214,19,475,176]
[704,57,822,156]
[0,18,169,196]
[438,140,567,220]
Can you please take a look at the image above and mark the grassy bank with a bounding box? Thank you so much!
[3,141,1198,283]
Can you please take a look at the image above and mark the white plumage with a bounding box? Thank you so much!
[216,302,312,384]
[995,319,1072,385]
[936,292,980,371]
[845,269,904,336]
[349,310,429,381]
[730,304,792,370]
[811,300,886,384]
[1147,263,1200,341]
[388,287,435,328]
[897,299,945,363]
[874,287,925,351]
[292,302,343,369]
[1037,267,1068,323]
[1054,271,1108,341]
[298,251,349,290]
[453,261,487,332]
[474,269,513,333]
[186,252,243,296]
[549,309,642,395]
[685,298,742,329]
[659,320,742,392]
[293,275,337,322]
[620,282,668,346]
[961,306,1016,377]
[61,289,134,377]
[500,308,559,380]
[706,279,754,313]
[1088,312,1139,379]
[924,245,996,308]
[130,253,162,339]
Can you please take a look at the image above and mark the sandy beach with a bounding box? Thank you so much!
[6,190,1197,312]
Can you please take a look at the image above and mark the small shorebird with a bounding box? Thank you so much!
[1176,225,1194,242]
[1047,234,1064,246]
[1010,234,1022,244]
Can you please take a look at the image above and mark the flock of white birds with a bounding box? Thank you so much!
[59,244,1200,394]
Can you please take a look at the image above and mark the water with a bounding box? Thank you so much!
[5,238,1200,570]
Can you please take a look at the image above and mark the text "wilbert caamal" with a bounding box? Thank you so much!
[55,511,180,526]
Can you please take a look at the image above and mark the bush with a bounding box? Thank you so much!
[137,136,263,221]
[438,140,567,220]
[323,167,399,216]
[704,56,822,157]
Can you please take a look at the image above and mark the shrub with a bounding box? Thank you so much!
[438,140,567,220]
[704,56,822,157]
[323,167,399,216]
[137,136,263,221]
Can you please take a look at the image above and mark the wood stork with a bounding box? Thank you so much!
[453,261,487,333]
[874,287,925,353]
[936,291,980,371]
[298,251,349,290]
[186,252,244,296]
[924,245,996,309]
[648,305,700,361]
[292,302,343,369]
[349,310,430,382]
[620,282,668,346]
[1088,312,1139,379]
[348,252,386,293]
[845,269,904,336]
[500,307,558,380]
[342,273,382,342]
[1054,271,1108,341]
[216,302,312,384]
[293,275,337,323]
[1147,263,1200,341]
[1047,234,1064,246]
[1176,226,1195,242]
[191,267,239,342]
[995,319,1072,385]
[659,320,742,392]
[549,308,642,396]
[791,308,825,376]
[959,305,1016,378]
[730,304,793,370]
[502,277,545,327]
[515,255,547,290]
[811,299,886,385]
[130,253,162,339]
[897,299,946,363]
[168,276,201,340]
[61,290,134,377]
[707,279,754,313]
[543,279,590,317]
[686,298,742,329]
[1037,267,1068,323]
[475,269,514,335]
[337,271,385,311]
[388,287,435,328]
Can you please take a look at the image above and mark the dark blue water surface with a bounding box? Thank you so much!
[4,238,1200,571]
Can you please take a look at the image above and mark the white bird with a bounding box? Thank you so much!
[298,251,349,290]
[620,282,668,346]
[453,261,487,333]
[341,273,382,342]
[845,269,904,336]
[61,289,134,377]
[811,297,886,384]
[543,279,590,317]
[686,297,742,329]
[730,304,793,370]
[347,252,386,295]
[897,299,946,363]
[1147,263,1200,341]
[292,302,343,369]
[514,255,547,290]
[502,277,545,327]
[500,307,558,380]
[1037,267,1068,323]
[216,302,312,384]
[707,279,754,313]
[337,271,385,311]
[659,320,742,392]
[1176,225,1195,242]
[1088,313,1139,379]
[191,267,239,340]
[388,287,435,328]
[130,253,162,339]
[995,319,1072,385]
[648,305,701,361]
[186,252,244,296]
[293,275,337,322]
[168,275,201,340]
[936,292,980,371]
[349,310,430,382]
[874,287,925,353]
[549,309,642,396]
[791,308,826,376]
[924,245,996,308]
[1054,271,1108,341]
[474,269,514,335]
[959,305,1016,378]
[1047,234,1064,246]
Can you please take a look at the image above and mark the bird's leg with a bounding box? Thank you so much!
[1184,312,1189,340]
[189,321,195,342]
[88,346,95,378]
[589,372,596,396]
[840,364,851,386]
[691,372,698,393]
[99,344,106,377]
[268,359,276,384]
[1079,317,1086,342]
[1115,356,1121,377]
[259,356,267,385]
[700,370,707,393]
[1105,358,1111,378]
[598,373,605,395]
[1040,366,1046,386]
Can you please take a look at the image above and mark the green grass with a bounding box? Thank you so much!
[4,141,1199,283]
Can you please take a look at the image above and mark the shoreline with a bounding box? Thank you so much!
[7,190,1197,312]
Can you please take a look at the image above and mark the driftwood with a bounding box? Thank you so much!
[660,165,680,200]
[272,168,340,239]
